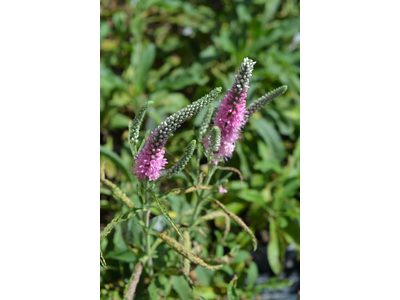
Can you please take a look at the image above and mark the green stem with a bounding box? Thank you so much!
[142,181,154,277]
[190,164,215,225]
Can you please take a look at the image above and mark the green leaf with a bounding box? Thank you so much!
[236,4,251,23]
[254,278,293,293]
[230,250,250,264]
[282,217,300,245]
[246,261,258,289]
[100,21,109,42]
[237,189,265,206]
[156,63,209,90]
[112,223,128,251]
[267,218,282,275]
[105,249,137,263]
[273,178,300,211]
[235,142,251,179]
[227,275,239,300]
[149,91,190,115]
[281,178,300,200]
[100,146,135,184]
[195,266,214,286]
[172,276,193,299]
[136,43,156,94]
[254,140,283,173]
[212,28,235,55]
[100,62,127,93]
[109,113,131,129]
[251,118,285,162]
[152,194,183,239]
[229,245,241,257]
[148,281,158,300]
[262,0,281,25]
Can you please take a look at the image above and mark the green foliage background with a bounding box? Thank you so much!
[100,0,299,299]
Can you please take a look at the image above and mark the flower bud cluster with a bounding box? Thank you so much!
[245,85,288,120]
[229,57,256,103]
[208,126,221,155]
[129,101,153,147]
[199,104,214,140]
[167,140,196,178]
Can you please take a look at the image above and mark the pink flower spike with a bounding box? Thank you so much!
[133,146,168,181]
[203,57,256,163]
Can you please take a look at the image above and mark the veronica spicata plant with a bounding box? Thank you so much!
[100,58,287,299]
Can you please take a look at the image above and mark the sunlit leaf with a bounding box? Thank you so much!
[267,218,282,275]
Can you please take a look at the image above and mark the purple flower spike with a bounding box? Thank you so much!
[204,58,256,163]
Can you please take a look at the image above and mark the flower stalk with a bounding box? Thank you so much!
[141,181,154,277]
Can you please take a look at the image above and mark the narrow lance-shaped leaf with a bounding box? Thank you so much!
[158,233,223,271]
[227,275,239,300]
[172,276,194,300]
[212,199,257,251]
[245,85,288,120]
[148,281,159,300]
[129,101,153,155]
[166,140,196,178]
[267,217,282,275]
[123,262,143,300]
[152,193,183,239]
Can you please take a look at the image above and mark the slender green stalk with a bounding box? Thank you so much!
[142,181,154,277]
[145,209,153,277]
[190,163,215,225]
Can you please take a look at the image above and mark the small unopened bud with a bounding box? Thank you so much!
[129,101,153,150]
[199,104,214,140]
[167,140,196,178]
[245,85,287,120]
[209,126,221,155]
